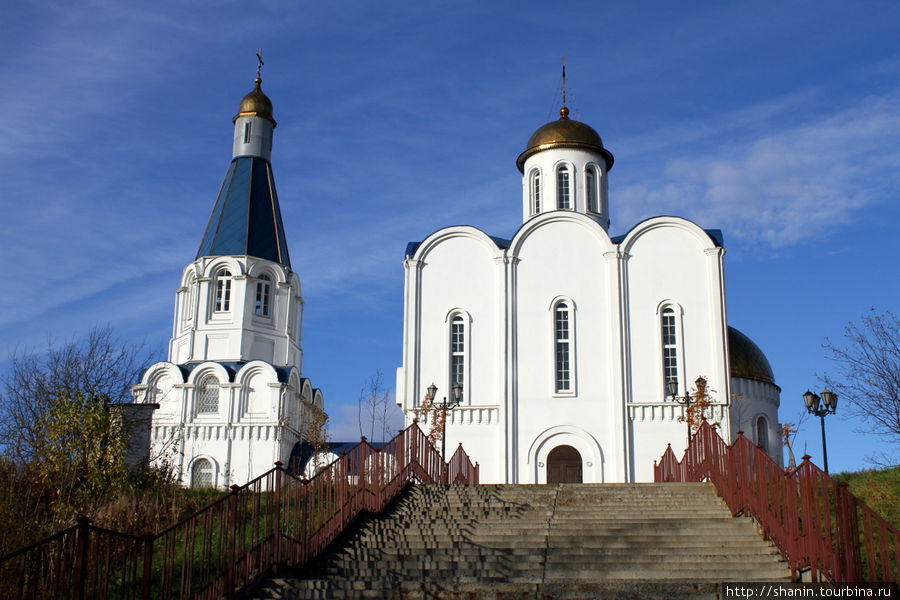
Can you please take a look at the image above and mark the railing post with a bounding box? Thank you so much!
[141,535,153,600]
[837,482,861,582]
[73,516,91,600]
[300,478,309,567]
[225,483,241,600]
[274,461,283,570]
[783,466,800,581]
[360,436,369,511]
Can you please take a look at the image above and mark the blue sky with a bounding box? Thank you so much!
[2,1,898,472]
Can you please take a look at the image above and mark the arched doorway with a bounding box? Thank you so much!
[547,445,582,483]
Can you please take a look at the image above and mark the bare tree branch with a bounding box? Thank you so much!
[820,309,900,455]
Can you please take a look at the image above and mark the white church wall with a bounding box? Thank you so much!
[511,213,621,482]
[406,227,502,410]
[622,219,728,406]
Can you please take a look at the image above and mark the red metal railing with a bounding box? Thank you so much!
[0,423,479,599]
[655,420,899,584]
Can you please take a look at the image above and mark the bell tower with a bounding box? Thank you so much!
[169,56,302,369]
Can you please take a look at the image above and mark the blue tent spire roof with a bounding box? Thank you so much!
[196,156,291,267]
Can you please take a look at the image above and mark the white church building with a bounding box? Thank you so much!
[395,104,781,484]
[133,69,323,489]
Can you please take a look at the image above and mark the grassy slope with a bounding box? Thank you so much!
[833,466,900,531]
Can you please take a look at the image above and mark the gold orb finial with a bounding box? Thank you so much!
[233,50,276,126]
[560,106,569,120]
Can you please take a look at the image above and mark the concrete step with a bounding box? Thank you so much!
[249,482,791,597]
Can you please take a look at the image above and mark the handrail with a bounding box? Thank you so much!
[0,423,479,599]
[655,420,899,584]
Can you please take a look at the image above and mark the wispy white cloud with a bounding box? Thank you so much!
[613,89,900,247]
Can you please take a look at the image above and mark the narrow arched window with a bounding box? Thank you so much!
[198,375,219,413]
[450,315,465,389]
[586,167,599,213]
[255,274,271,317]
[529,169,541,215]
[662,307,678,392]
[557,166,570,209]
[215,270,232,312]
[555,303,571,392]
[756,416,770,454]
[191,459,214,488]
[243,122,251,144]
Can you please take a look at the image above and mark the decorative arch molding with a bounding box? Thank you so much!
[509,211,615,257]
[526,425,605,483]
[234,360,279,387]
[551,158,577,172]
[288,371,301,393]
[312,389,324,409]
[201,256,244,279]
[247,261,288,284]
[654,298,685,317]
[299,378,314,403]
[548,295,578,312]
[412,226,505,263]
[620,216,719,255]
[139,361,185,387]
[444,308,473,325]
[181,264,201,288]
[185,362,231,386]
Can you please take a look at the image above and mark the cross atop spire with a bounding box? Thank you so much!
[256,48,264,82]
[561,56,567,108]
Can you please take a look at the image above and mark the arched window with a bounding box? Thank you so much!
[243,121,251,144]
[661,307,678,393]
[198,375,219,413]
[555,303,571,392]
[756,416,770,454]
[529,169,541,215]
[586,167,599,213]
[255,274,271,317]
[450,315,465,389]
[215,270,232,312]
[557,165,570,209]
[191,459,214,488]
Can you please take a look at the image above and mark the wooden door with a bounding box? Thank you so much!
[547,445,583,483]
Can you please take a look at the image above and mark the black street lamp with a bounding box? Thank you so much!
[667,377,697,446]
[803,389,838,473]
[427,382,463,460]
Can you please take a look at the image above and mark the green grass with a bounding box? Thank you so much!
[833,466,900,530]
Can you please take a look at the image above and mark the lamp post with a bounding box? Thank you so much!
[803,389,838,473]
[667,377,699,446]
[427,382,463,460]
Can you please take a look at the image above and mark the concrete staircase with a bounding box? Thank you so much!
[251,483,790,599]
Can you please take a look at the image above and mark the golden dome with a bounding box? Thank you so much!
[234,77,276,125]
[728,327,777,386]
[516,107,614,172]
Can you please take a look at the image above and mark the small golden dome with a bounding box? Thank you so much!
[728,327,777,386]
[516,107,614,172]
[234,77,276,125]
